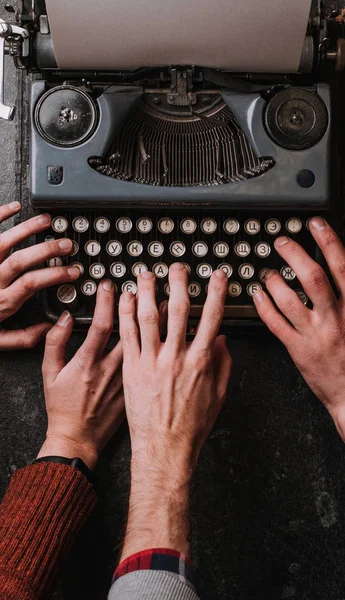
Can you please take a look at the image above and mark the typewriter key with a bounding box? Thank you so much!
[217,264,233,278]
[213,242,229,258]
[286,218,303,234]
[127,241,143,257]
[188,282,201,298]
[47,257,63,267]
[224,219,240,234]
[81,281,97,296]
[148,241,164,258]
[164,283,170,296]
[180,219,197,234]
[259,268,269,282]
[72,217,89,233]
[247,282,262,297]
[89,263,106,279]
[280,266,296,281]
[239,264,255,279]
[94,217,110,233]
[158,218,174,234]
[122,281,138,294]
[70,262,84,276]
[132,263,148,277]
[228,282,242,297]
[192,242,208,258]
[255,242,271,258]
[234,242,251,258]
[265,219,281,235]
[137,218,153,234]
[153,263,168,278]
[182,263,191,275]
[201,219,217,234]
[69,241,79,257]
[116,218,133,233]
[265,88,328,150]
[52,216,68,233]
[106,241,122,257]
[295,289,308,305]
[85,240,101,256]
[110,263,126,278]
[170,242,186,258]
[244,219,261,235]
[196,264,213,279]
[57,284,77,304]
[35,86,98,147]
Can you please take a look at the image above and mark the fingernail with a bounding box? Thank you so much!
[214,268,227,279]
[253,290,265,303]
[102,279,114,291]
[264,269,277,281]
[38,213,51,226]
[68,267,80,278]
[9,201,21,210]
[170,263,185,271]
[140,271,154,280]
[58,311,71,327]
[309,217,327,231]
[275,236,290,248]
[58,239,73,252]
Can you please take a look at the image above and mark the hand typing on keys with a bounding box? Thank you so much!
[119,263,232,559]
[0,202,79,350]
[253,217,345,443]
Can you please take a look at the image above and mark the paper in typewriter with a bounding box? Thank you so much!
[46,0,312,72]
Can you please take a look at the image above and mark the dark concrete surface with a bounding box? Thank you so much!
[1,3,345,600]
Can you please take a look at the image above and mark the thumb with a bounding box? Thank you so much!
[42,311,74,381]
[0,323,52,351]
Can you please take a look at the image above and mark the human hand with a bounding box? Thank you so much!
[253,217,345,442]
[0,202,80,350]
[119,264,231,558]
[38,281,124,470]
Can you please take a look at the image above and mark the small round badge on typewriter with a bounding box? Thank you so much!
[265,88,328,150]
[35,85,98,147]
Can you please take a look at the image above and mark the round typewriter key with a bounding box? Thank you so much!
[45,236,55,242]
[181,218,197,234]
[57,284,77,304]
[286,218,302,234]
[192,241,208,258]
[72,217,89,233]
[255,242,271,258]
[295,289,308,305]
[69,241,79,257]
[94,217,110,233]
[238,263,255,279]
[35,86,98,148]
[90,263,106,279]
[132,262,148,277]
[164,283,170,296]
[106,240,122,257]
[188,282,201,297]
[148,241,164,258]
[234,241,251,258]
[213,242,229,258]
[247,282,262,297]
[52,217,68,233]
[110,262,126,278]
[158,218,174,234]
[153,262,169,278]
[201,218,217,234]
[196,263,213,279]
[116,218,133,233]
[127,241,143,257]
[280,265,296,281]
[244,219,261,235]
[170,241,186,258]
[259,268,269,282]
[224,219,240,234]
[217,264,233,278]
[81,280,97,296]
[47,257,63,267]
[70,262,84,276]
[228,282,242,297]
[265,219,282,235]
[122,281,138,294]
[85,240,101,256]
[182,263,191,275]
[137,218,153,234]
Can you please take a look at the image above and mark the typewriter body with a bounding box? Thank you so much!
[1,0,345,329]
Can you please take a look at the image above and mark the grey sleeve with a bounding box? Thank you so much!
[108,570,200,600]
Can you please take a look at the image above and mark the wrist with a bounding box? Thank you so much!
[37,434,99,471]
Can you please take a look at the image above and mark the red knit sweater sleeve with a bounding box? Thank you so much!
[0,462,97,600]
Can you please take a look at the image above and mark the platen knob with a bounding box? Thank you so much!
[265,88,328,150]
[35,85,98,147]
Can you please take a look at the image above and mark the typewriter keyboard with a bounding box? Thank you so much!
[39,211,319,327]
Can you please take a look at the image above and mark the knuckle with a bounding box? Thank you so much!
[321,231,338,249]
[138,309,158,326]
[280,294,298,315]
[6,253,22,275]
[169,300,190,317]
[91,321,113,337]
[121,327,138,343]
[305,266,326,290]
[336,259,345,277]
[269,318,285,337]
[284,241,299,258]
[20,273,36,294]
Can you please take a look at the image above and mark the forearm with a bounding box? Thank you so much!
[0,462,96,600]
[121,458,193,561]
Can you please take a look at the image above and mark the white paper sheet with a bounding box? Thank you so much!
[46,0,312,73]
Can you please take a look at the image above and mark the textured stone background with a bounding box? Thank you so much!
[1,3,345,600]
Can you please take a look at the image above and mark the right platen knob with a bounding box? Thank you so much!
[265,88,328,150]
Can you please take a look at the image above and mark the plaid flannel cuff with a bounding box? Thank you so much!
[113,548,197,591]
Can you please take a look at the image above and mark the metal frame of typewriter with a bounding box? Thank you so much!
[1,0,345,332]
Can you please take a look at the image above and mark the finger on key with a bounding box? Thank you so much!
[0,322,52,352]
[262,269,311,330]
[166,263,189,352]
[274,236,336,312]
[0,238,73,288]
[119,292,141,363]
[193,269,227,352]
[79,279,115,362]
[43,311,74,381]
[308,217,345,298]
[253,288,297,348]
[137,271,160,355]
[0,201,21,224]
[0,213,52,263]
[6,266,80,314]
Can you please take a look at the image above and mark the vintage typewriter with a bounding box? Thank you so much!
[1,0,345,329]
